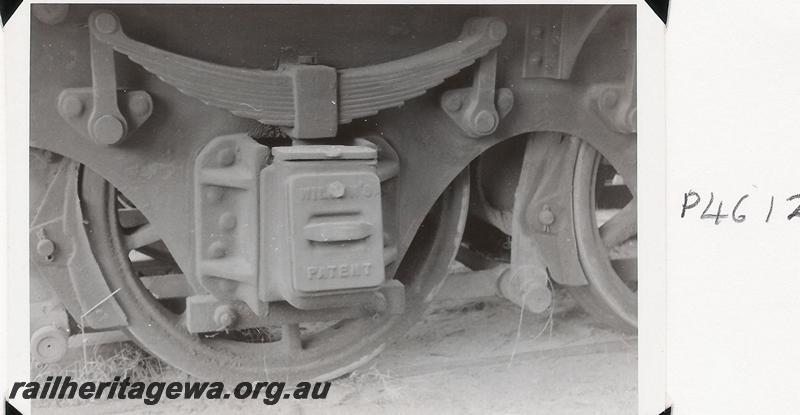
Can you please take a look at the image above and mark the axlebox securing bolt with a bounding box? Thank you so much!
[363,292,387,315]
[214,305,238,329]
[324,146,343,159]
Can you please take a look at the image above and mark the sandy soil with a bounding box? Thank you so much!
[34,286,637,415]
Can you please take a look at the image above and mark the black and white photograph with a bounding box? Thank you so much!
[9,1,800,414]
[14,3,644,413]
[53,0,800,413]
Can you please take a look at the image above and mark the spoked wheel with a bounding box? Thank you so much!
[78,164,470,382]
[566,140,637,333]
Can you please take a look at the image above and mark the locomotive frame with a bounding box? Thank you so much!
[23,3,639,384]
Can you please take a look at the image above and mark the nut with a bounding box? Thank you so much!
[60,95,84,118]
[94,12,118,34]
[473,110,498,135]
[538,205,556,226]
[363,292,387,315]
[442,93,463,112]
[324,146,343,159]
[213,305,238,328]
[37,238,56,257]
[32,4,69,25]
[600,89,621,109]
[488,20,508,41]
[496,89,514,117]
[129,93,151,116]
[31,326,68,364]
[91,115,125,144]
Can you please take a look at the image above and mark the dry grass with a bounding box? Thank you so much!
[337,366,407,405]
[32,342,177,407]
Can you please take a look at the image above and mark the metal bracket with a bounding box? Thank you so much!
[194,134,270,315]
[184,280,405,334]
[500,134,556,313]
[57,88,153,145]
[440,51,514,138]
[29,162,128,329]
[590,82,637,134]
[58,11,153,145]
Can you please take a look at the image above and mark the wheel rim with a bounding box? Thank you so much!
[78,164,470,382]
[571,140,637,330]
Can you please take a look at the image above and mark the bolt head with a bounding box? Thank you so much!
[129,93,151,116]
[601,89,620,109]
[538,205,556,226]
[219,212,237,231]
[324,146,343,159]
[442,93,463,112]
[92,115,125,144]
[217,148,236,167]
[364,292,387,315]
[31,326,68,364]
[60,95,84,118]
[37,239,55,257]
[214,305,238,328]
[473,110,498,135]
[32,4,69,25]
[488,20,508,41]
[626,107,637,132]
[208,241,227,259]
[327,181,346,198]
[94,12,118,34]
[496,89,514,116]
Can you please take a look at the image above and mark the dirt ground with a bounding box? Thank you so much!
[33,283,637,415]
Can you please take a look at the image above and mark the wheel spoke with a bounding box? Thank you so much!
[124,223,161,250]
[598,200,636,249]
